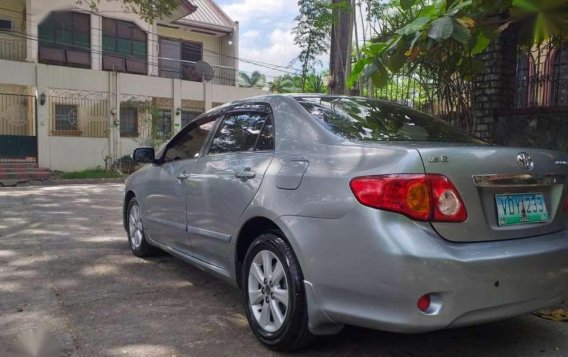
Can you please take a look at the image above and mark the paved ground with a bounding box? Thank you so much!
[1,184,568,356]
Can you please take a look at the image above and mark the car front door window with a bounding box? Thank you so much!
[164,118,216,162]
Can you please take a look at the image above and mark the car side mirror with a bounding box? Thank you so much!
[132,147,156,164]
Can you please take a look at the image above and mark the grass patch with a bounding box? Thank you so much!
[59,169,124,180]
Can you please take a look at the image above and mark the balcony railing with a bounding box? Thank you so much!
[0,35,26,62]
[158,57,237,87]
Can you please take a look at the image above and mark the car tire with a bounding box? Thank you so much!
[126,198,158,258]
[242,231,314,351]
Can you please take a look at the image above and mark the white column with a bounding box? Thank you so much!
[91,14,102,71]
[25,0,37,63]
[233,21,239,87]
[148,25,159,76]
[36,64,50,169]
[204,82,212,111]
[172,78,182,134]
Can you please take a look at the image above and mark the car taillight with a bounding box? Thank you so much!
[428,174,468,222]
[564,197,568,212]
[350,174,467,222]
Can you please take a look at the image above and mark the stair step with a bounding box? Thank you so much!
[0,167,47,174]
[0,162,38,169]
[0,171,50,180]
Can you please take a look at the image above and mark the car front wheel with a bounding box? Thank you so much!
[126,198,158,257]
[242,232,314,351]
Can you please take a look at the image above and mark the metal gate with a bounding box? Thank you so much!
[0,89,37,162]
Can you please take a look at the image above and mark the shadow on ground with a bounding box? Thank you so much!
[0,184,567,357]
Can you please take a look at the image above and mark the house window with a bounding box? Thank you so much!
[38,12,91,68]
[181,110,203,127]
[154,109,172,140]
[54,104,79,131]
[120,107,138,137]
[159,38,203,81]
[102,18,147,74]
[0,19,13,31]
[514,53,536,109]
[551,46,568,107]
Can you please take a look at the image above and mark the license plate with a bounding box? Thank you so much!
[495,193,549,226]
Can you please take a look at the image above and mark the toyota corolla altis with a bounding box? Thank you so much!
[124,95,568,350]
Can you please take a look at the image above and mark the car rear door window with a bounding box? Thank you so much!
[163,117,216,162]
[208,111,270,154]
[255,115,274,151]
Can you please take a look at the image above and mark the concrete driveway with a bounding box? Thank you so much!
[1,183,568,356]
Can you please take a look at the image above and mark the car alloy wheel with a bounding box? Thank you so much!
[248,250,289,332]
[242,232,314,351]
[128,204,143,249]
[126,198,158,258]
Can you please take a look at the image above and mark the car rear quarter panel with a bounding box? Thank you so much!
[239,97,428,282]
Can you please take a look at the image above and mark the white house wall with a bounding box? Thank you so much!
[48,136,110,172]
[25,63,263,171]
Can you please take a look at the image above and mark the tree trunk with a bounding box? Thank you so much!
[329,0,353,95]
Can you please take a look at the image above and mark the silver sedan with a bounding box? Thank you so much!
[124,95,568,351]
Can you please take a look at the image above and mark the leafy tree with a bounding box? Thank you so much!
[79,0,182,22]
[306,73,326,93]
[292,0,334,91]
[239,71,266,88]
[269,76,298,93]
[350,0,568,88]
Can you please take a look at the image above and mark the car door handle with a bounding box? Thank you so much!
[176,172,189,181]
[235,168,256,180]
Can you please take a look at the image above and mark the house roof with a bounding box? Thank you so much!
[164,0,198,22]
[177,0,235,34]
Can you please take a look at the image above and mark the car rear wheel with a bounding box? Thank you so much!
[126,198,158,257]
[242,232,314,351]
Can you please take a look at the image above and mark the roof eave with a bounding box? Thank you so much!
[174,19,234,35]
[161,0,198,23]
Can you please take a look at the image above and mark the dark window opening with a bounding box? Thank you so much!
[181,110,203,127]
[552,47,568,107]
[0,19,13,31]
[38,12,91,68]
[120,107,138,137]
[154,109,172,140]
[55,104,78,131]
[102,18,147,74]
[514,53,535,109]
[159,37,203,81]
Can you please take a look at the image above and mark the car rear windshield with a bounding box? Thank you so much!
[296,97,485,144]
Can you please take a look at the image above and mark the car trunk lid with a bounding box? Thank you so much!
[416,145,568,242]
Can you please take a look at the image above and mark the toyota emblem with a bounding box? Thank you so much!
[517,152,534,171]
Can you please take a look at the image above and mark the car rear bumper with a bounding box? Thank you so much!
[276,206,568,334]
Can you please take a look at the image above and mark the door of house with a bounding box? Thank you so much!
[0,92,37,163]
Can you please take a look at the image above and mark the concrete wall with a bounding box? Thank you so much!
[48,136,109,171]
[495,113,568,153]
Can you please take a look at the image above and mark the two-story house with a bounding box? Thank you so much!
[0,0,264,172]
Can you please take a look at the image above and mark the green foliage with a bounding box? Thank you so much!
[239,71,266,88]
[78,0,181,22]
[268,72,327,93]
[350,0,568,88]
[292,0,334,91]
[269,75,299,93]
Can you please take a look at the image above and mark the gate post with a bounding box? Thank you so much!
[36,64,50,169]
